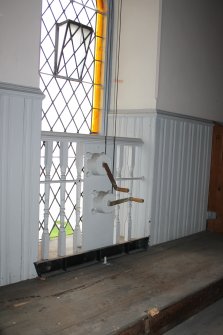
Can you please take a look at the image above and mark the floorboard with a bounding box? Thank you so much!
[1,231,223,335]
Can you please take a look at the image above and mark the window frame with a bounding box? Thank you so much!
[39,0,114,135]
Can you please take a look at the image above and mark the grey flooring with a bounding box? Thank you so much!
[165,298,223,335]
[1,232,223,334]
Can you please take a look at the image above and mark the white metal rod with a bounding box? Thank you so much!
[40,177,143,184]
[40,179,84,184]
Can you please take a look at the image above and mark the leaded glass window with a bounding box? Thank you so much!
[39,0,110,238]
[39,0,108,133]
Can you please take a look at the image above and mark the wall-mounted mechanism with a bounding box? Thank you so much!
[102,162,144,205]
[82,146,115,250]
[102,162,129,193]
[109,197,144,207]
[92,191,115,214]
[87,153,111,176]
[82,145,144,251]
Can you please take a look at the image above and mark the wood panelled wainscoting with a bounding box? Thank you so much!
[108,110,213,246]
[0,82,43,286]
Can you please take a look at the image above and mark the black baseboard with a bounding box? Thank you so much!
[34,237,149,277]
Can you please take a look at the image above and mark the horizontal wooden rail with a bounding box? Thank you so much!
[41,131,143,146]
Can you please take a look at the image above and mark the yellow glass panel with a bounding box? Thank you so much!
[95,37,103,61]
[91,108,101,133]
[96,0,107,13]
[96,14,104,37]
[94,61,102,85]
[91,0,107,134]
[93,85,102,109]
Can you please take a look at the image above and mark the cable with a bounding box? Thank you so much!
[111,0,123,175]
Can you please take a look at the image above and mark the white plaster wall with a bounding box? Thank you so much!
[110,0,160,111]
[157,0,223,122]
[0,0,42,87]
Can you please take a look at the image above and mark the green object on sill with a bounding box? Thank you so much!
[50,221,73,239]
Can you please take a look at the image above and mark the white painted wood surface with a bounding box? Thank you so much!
[0,96,212,286]
[39,133,143,258]
[108,110,213,245]
[58,141,68,256]
[0,83,43,286]
[41,141,53,260]
[108,111,156,239]
[73,142,84,252]
[114,145,124,243]
[150,114,213,245]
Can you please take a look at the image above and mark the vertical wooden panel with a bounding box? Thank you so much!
[7,95,24,283]
[0,95,9,286]
[109,112,157,239]
[0,84,42,286]
[109,112,212,246]
[151,115,212,245]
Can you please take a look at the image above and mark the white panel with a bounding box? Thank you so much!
[150,114,213,245]
[109,111,213,246]
[82,142,115,250]
[0,84,43,286]
[0,95,9,286]
[108,111,156,238]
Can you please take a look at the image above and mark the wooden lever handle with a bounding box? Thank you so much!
[102,163,129,193]
[108,197,144,206]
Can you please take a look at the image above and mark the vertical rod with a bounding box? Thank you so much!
[73,142,84,253]
[41,140,53,260]
[58,141,68,257]
[115,144,124,243]
[127,146,135,241]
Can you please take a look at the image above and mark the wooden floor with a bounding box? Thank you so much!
[1,231,223,335]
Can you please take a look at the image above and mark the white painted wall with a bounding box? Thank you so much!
[108,111,157,238]
[157,0,223,122]
[150,113,212,245]
[0,0,42,87]
[0,83,43,286]
[109,112,212,246]
[111,0,160,111]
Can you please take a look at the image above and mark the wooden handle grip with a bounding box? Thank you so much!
[108,197,144,206]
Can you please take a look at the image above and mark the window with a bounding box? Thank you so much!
[39,0,110,134]
[54,20,93,81]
